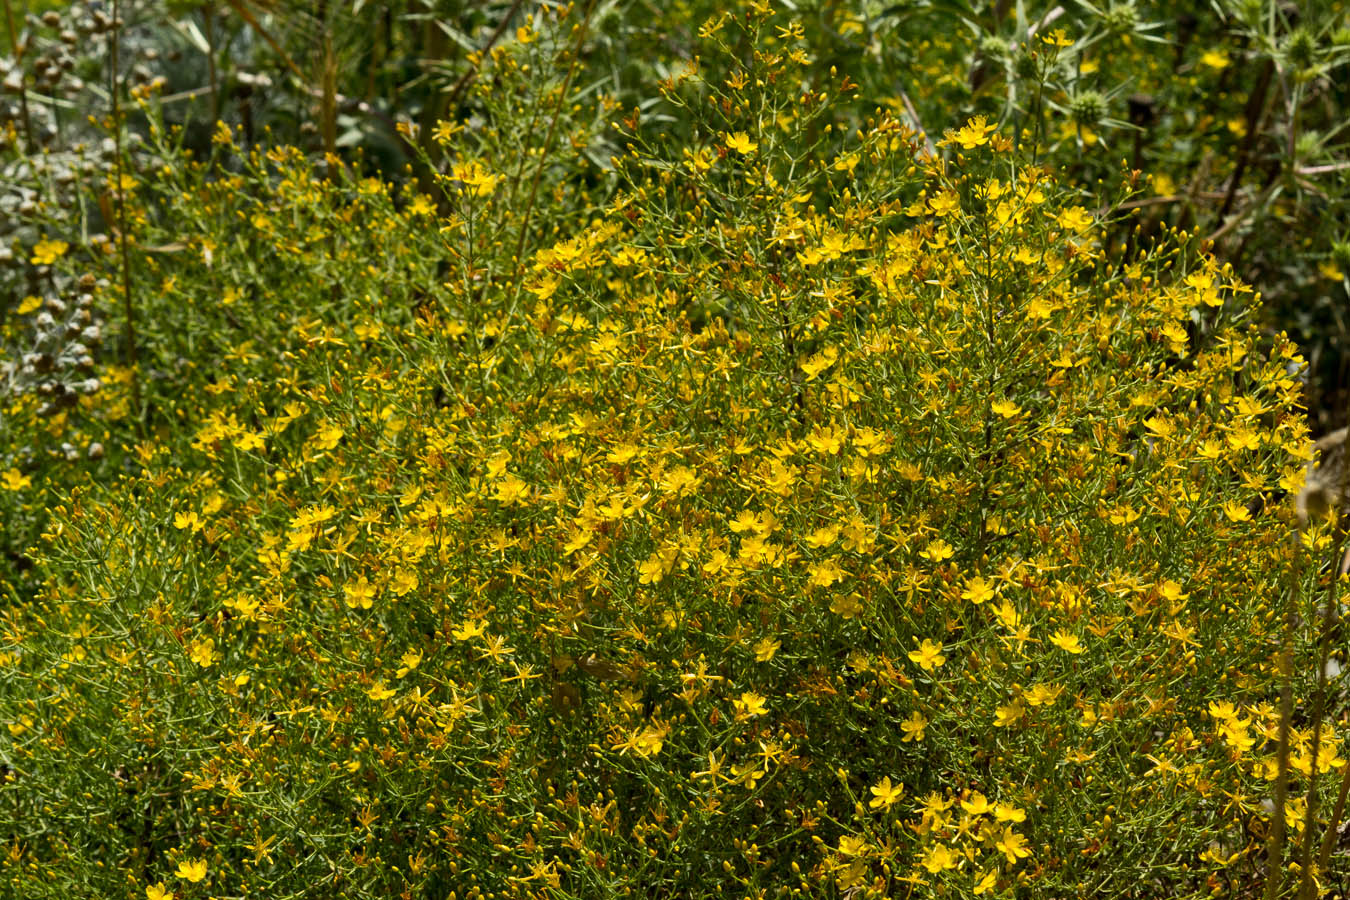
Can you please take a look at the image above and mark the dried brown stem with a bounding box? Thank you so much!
[1214,59,1274,227]
[443,0,527,114]
[897,87,934,157]
[222,0,305,81]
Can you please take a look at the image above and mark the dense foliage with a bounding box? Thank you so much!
[2,1,1350,898]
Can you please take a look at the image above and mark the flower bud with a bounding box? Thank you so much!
[1070,91,1107,128]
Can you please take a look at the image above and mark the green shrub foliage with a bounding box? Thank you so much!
[2,2,1348,899]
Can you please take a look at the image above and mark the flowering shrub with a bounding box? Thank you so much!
[1,0,1347,410]
[2,2,1349,900]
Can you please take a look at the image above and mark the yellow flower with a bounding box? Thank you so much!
[1049,630,1085,654]
[172,510,203,532]
[928,189,960,217]
[1040,28,1073,47]
[31,238,69,266]
[1162,619,1198,647]
[702,549,730,575]
[991,399,1022,419]
[1056,206,1093,233]
[961,791,993,816]
[1226,426,1260,451]
[432,120,461,145]
[837,834,868,857]
[1145,415,1175,439]
[396,649,423,678]
[951,115,996,150]
[900,710,928,742]
[1200,49,1230,70]
[389,568,418,596]
[1219,717,1255,754]
[753,637,780,662]
[908,639,947,672]
[452,619,487,641]
[684,146,717,173]
[451,160,501,197]
[343,577,377,610]
[187,639,219,668]
[629,723,668,757]
[725,132,758,154]
[919,538,954,562]
[637,555,668,585]
[1,469,32,491]
[494,473,530,505]
[146,883,174,900]
[313,421,344,451]
[921,843,962,873]
[829,593,863,618]
[800,345,839,380]
[993,599,1021,631]
[994,700,1024,727]
[733,691,768,720]
[475,634,515,663]
[995,827,1031,864]
[174,858,208,883]
[960,576,996,604]
[1024,683,1063,706]
[804,524,839,550]
[868,775,904,810]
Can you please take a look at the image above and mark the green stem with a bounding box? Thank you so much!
[110,0,141,424]
[505,0,599,314]
[1265,528,1306,900]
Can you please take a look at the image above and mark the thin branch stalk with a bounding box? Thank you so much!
[109,0,141,421]
[506,0,599,305]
